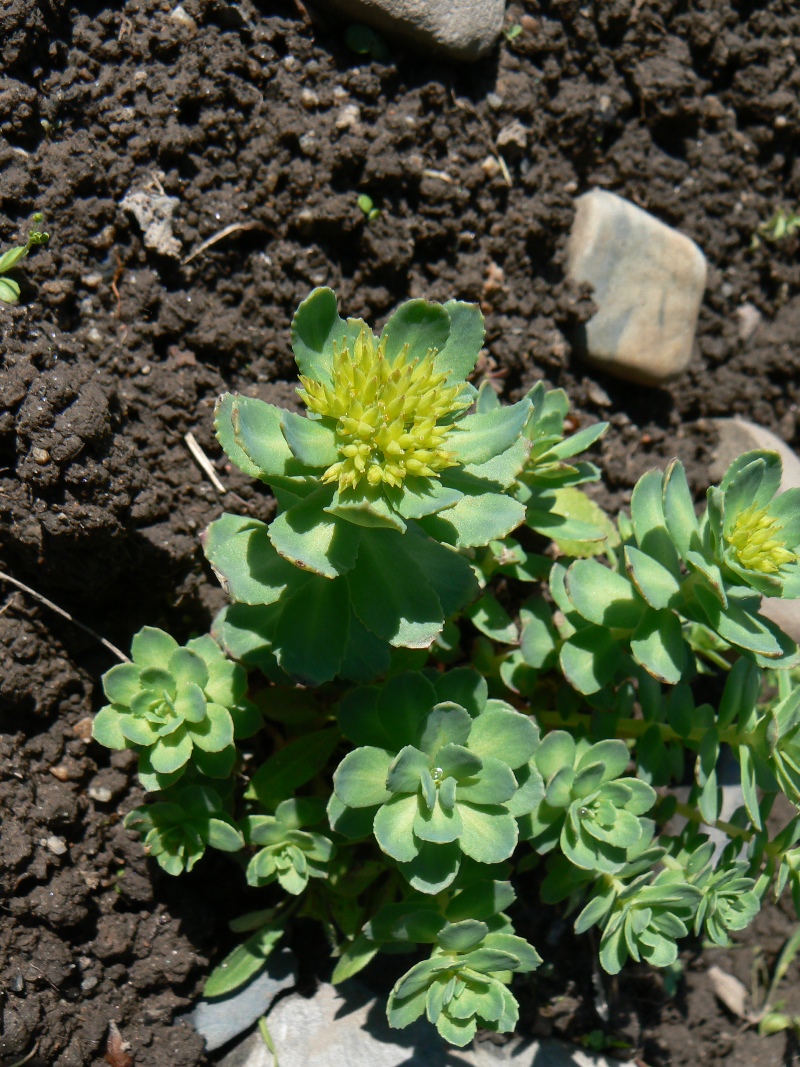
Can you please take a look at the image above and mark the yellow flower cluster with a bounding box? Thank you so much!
[298,327,467,491]
[726,502,797,575]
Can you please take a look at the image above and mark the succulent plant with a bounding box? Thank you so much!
[520,732,656,875]
[205,289,533,685]
[92,628,259,790]
[329,670,539,892]
[243,797,335,894]
[387,920,541,1046]
[124,784,244,875]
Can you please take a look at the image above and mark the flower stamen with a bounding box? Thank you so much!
[726,502,797,574]
[298,326,468,492]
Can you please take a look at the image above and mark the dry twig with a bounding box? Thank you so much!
[0,570,130,662]
[185,431,226,494]
[182,221,264,266]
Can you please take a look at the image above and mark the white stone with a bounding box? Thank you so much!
[710,417,800,643]
[185,949,295,1052]
[566,189,707,384]
[735,301,762,342]
[314,0,505,60]
[121,190,182,259]
[218,982,614,1067]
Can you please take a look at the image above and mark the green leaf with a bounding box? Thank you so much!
[174,682,208,724]
[417,703,473,757]
[347,529,444,648]
[519,597,558,669]
[291,287,349,383]
[694,586,787,658]
[414,794,463,843]
[566,560,645,629]
[435,300,485,382]
[455,757,516,805]
[280,410,339,468]
[559,626,621,694]
[188,703,234,752]
[386,478,463,520]
[374,794,421,861]
[535,730,576,781]
[380,299,451,365]
[203,924,285,998]
[269,487,361,579]
[433,668,488,719]
[169,648,210,690]
[204,514,303,606]
[400,522,479,617]
[102,663,143,705]
[204,817,246,852]
[131,626,179,670]
[624,545,682,610]
[467,708,538,769]
[0,276,20,304]
[274,574,350,685]
[92,706,128,749]
[739,744,762,830]
[541,488,617,558]
[326,486,406,532]
[438,920,489,953]
[630,610,687,685]
[247,728,340,809]
[339,610,392,683]
[331,933,379,985]
[150,727,193,774]
[458,805,518,863]
[630,469,681,576]
[465,593,518,645]
[421,492,526,549]
[448,401,531,466]
[662,460,701,562]
[334,746,393,808]
[225,395,309,485]
[400,840,461,893]
[446,880,516,922]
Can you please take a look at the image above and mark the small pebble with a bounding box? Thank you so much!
[88,785,113,803]
[481,155,501,178]
[73,717,94,742]
[587,381,612,407]
[300,89,319,109]
[496,120,528,151]
[49,764,72,781]
[46,836,68,856]
[81,272,102,288]
[735,302,762,342]
[32,447,50,464]
[81,975,100,992]
[170,4,197,31]
[335,104,361,130]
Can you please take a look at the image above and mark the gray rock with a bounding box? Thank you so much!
[315,0,505,60]
[218,981,614,1067]
[566,189,707,384]
[710,417,800,643]
[185,948,296,1052]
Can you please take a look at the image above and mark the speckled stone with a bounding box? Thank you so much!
[567,189,707,384]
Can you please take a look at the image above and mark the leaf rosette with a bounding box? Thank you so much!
[519,732,656,875]
[329,670,540,892]
[387,920,541,1046]
[205,289,533,685]
[93,628,260,790]
[577,870,701,974]
[124,784,244,876]
[243,797,335,895]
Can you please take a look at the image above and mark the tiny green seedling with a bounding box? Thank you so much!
[0,213,49,304]
[345,23,389,62]
[504,23,523,42]
[357,194,380,221]
[92,289,800,1051]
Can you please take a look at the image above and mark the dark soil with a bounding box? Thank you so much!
[2,0,800,1064]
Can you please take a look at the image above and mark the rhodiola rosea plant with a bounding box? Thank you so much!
[93,289,800,1050]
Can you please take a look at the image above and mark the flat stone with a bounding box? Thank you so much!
[121,189,182,258]
[218,981,614,1067]
[314,0,505,60]
[566,189,707,384]
[710,417,800,643]
[185,948,296,1052]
